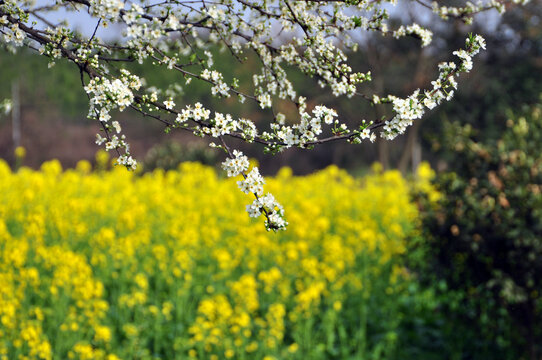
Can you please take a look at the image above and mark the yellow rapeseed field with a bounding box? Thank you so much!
[0,154,436,360]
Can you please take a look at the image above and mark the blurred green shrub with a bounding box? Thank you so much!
[417,103,542,359]
[142,140,219,172]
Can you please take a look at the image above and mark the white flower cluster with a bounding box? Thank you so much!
[237,167,265,196]
[393,24,433,47]
[257,93,272,109]
[163,99,175,110]
[458,34,487,71]
[287,34,371,98]
[84,70,141,169]
[221,150,249,177]
[172,102,259,142]
[313,105,338,125]
[175,102,211,124]
[431,2,473,20]
[382,91,425,140]
[351,120,376,143]
[116,154,137,170]
[95,133,136,169]
[360,127,376,142]
[221,150,287,231]
[201,69,230,97]
[381,34,487,140]
[89,0,124,21]
[431,0,530,22]
[453,49,473,71]
[270,103,341,148]
[3,23,25,46]
[85,77,136,119]
[121,6,175,62]
[247,193,287,231]
[208,112,237,137]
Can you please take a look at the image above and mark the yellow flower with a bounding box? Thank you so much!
[94,325,112,343]
[224,349,235,358]
[14,146,26,158]
[0,159,423,359]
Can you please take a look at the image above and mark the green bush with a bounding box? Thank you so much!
[142,140,219,172]
[417,103,542,359]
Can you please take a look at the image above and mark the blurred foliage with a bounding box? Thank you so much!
[142,140,219,172]
[415,102,542,359]
[0,51,88,117]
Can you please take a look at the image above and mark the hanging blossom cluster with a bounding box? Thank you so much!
[84,70,142,169]
[0,0,530,230]
[379,34,486,140]
[222,150,287,230]
[393,24,433,47]
[430,0,530,22]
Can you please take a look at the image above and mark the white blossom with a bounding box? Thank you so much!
[222,150,249,177]
[237,167,265,196]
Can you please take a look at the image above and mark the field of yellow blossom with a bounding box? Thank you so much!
[0,154,436,360]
